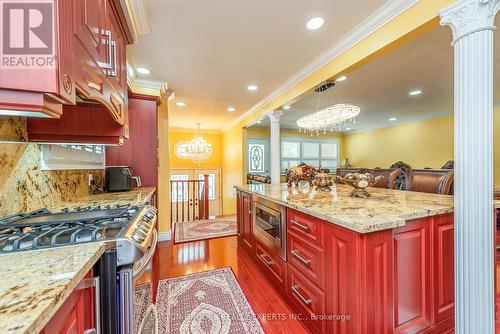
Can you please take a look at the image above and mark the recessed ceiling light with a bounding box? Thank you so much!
[283,105,291,110]
[335,75,348,82]
[389,117,397,121]
[136,67,151,75]
[227,107,236,112]
[176,101,186,107]
[345,127,351,131]
[409,90,422,96]
[247,84,258,91]
[307,17,324,30]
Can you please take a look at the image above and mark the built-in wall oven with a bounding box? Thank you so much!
[253,196,287,260]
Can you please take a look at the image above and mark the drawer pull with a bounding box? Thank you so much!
[291,250,312,266]
[291,220,311,232]
[258,253,274,266]
[291,284,312,305]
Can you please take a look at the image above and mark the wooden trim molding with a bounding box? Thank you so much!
[122,0,151,41]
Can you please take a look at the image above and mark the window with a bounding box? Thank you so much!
[247,138,269,174]
[198,174,215,200]
[248,144,265,172]
[281,137,339,172]
[40,144,105,170]
[170,174,189,202]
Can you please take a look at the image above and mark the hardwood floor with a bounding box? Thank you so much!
[151,236,309,334]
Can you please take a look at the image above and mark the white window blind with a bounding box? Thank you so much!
[280,137,339,172]
[40,144,105,170]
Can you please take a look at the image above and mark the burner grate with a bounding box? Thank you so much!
[0,206,139,253]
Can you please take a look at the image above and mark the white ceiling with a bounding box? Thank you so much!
[127,0,390,130]
[254,23,500,133]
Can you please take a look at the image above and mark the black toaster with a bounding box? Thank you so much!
[105,166,133,192]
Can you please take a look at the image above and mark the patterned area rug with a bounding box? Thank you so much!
[156,268,264,334]
[174,216,237,244]
[134,283,153,333]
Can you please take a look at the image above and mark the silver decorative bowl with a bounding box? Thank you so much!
[337,172,384,198]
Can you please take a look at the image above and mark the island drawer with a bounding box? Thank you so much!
[254,239,287,287]
[288,231,326,291]
[288,209,325,248]
[287,265,326,334]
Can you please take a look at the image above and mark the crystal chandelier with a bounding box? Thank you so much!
[297,103,360,135]
[297,103,360,136]
[296,80,360,135]
[186,123,213,164]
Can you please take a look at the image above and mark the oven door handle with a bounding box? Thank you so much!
[133,229,158,278]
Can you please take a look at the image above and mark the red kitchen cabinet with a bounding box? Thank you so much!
[240,191,254,254]
[236,190,255,254]
[27,103,127,145]
[41,270,98,334]
[238,205,456,334]
[72,0,129,126]
[0,0,76,117]
[106,93,158,185]
[0,0,131,133]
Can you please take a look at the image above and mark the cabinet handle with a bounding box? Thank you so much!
[291,284,312,305]
[291,250,312,266]
[291,220,310,232]
[258,253,274,266]
[80,276,101,334]
[108,40,117,77]
[98,29,113,70]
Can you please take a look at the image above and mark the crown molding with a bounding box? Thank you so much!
[120,0,151,42]
[221,0,420,133]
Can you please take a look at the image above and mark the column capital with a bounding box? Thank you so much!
[266,110,282,123]
[159,83,175,105]
[440,0,500,44]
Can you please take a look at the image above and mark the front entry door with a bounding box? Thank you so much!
[170,168,221,219]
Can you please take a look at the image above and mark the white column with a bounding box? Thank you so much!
[267,110,282,184]
[440,1,500,333]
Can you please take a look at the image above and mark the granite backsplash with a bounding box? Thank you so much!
[0,117,105,216]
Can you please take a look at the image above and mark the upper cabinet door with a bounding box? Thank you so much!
[73,0,108,73]
[107,8,127,98]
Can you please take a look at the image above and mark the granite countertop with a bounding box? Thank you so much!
[0,243,105,334]
[48,187,156,211]
[235,183,500,233]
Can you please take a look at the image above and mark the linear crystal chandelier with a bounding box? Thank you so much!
[186,123,213,164]
[297,103,360,135]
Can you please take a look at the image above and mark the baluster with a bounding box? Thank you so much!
[170,180,173,226]
[181,181,185,222]
[176,182,179,224]
[195,181,199,220]
[203,174,209,219]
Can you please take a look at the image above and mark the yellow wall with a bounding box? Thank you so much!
[344,116,453,169]
[222,126,246,215]
[169,130,223,169]
[343,109,500,185]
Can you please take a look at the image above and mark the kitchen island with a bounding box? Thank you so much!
[235,183,499,334]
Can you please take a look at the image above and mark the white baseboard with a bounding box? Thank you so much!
[158,231,171,242]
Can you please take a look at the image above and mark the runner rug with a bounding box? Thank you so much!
[134,283,153,333]
[173,216,237,244]
[156,268,264,333]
